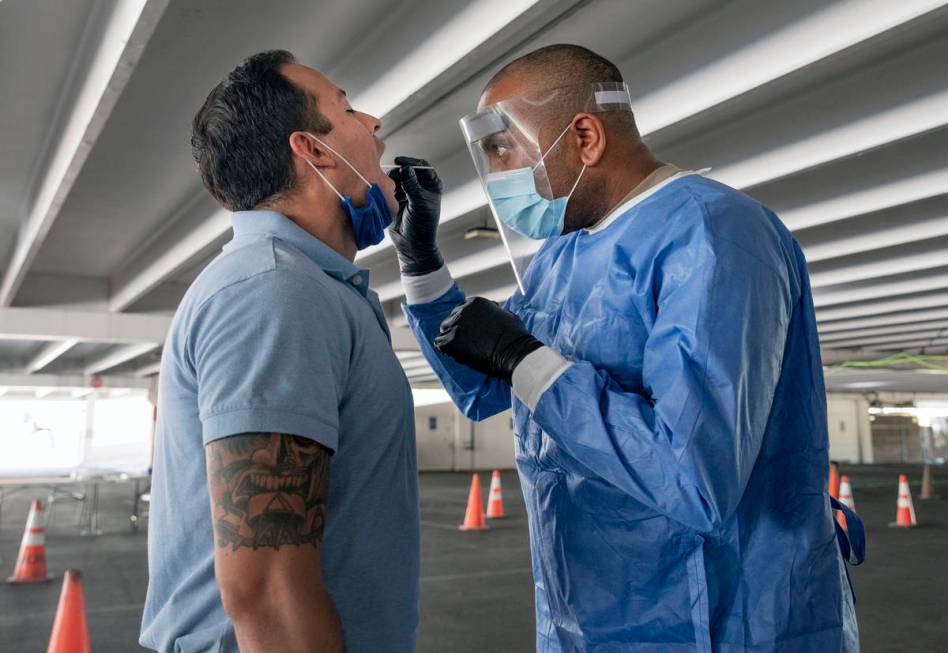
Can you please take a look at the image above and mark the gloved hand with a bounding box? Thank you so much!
[388,156,443,276]
[434,297,543,385]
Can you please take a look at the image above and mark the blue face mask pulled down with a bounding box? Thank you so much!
[484,125,586,240]
[305,134,393,250]
[338,183,392,249]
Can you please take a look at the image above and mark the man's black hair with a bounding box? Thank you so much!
[191,50,332,211]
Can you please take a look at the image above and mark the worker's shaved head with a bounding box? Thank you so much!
[481,44,638,138]
[486,44,623,96]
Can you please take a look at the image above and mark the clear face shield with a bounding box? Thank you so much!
[459,82,633,292]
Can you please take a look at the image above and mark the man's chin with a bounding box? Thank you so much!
[381,176,400,216]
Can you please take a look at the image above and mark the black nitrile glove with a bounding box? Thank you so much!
[434,297,543,385]
[388,156,444,276]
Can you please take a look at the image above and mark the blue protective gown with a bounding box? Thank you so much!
[404,173,862,652]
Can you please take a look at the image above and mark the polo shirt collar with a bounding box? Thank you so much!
[230,210,370,296]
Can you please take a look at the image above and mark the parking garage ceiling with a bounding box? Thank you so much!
[1,0,947,391]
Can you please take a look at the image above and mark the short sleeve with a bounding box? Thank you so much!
[190,269,349,451]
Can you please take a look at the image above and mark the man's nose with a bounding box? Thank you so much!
[360,112,381,134]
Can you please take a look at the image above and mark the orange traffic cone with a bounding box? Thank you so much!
[7,500,52,583]
[837,475,856,531]
[828,463,840,500]
[459,474,488,531]
[46,569,91,653]
[486,470,506,519]
[890,474,917,528]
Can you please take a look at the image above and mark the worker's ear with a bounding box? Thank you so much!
[571,113,606,167]
[288,131,336,169]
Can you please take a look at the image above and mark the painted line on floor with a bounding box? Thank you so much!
[421,567,532,584]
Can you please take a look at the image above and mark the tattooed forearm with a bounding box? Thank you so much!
[207,433,330,551]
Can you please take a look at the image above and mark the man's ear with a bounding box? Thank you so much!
[288,131,336,168]
[571,113,606,167]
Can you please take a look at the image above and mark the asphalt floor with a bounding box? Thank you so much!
[0,464,944,652]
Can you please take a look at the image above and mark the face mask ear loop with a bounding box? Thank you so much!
[305,159,345,201]
[533,122,574,171]
[306,132,372,188]
[566,164,587,199]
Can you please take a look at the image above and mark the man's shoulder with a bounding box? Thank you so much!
[183,237,334,313]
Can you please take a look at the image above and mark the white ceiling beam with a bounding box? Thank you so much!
[782,165,948,232]
[816,291,948,322]
[0,0,169,306]
[401,360,434,373]
[824,328,948,350]
[109,204,230,312]
[813,270,948,308]
[85,342,160,376]
[818,307,948,334]
[133,360,162,377]
[629,0,948,138]
[0,307,169,343]
[405,367,437,379]
[25,339,78,374]
[809,246,948,288]
[706,91,948,192]
[347,0,582,129]
[820,319,948,343]
[803,214,948,263]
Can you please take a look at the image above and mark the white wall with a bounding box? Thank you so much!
[413,402,456,471]
[413,401,516,472]
[472,410,516,471]
[826,394,873,464]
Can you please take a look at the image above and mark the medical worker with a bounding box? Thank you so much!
[391,44,864,652]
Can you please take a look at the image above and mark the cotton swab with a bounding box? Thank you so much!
[380,164,435,169]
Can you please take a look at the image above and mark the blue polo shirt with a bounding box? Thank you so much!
[141,211,419,653]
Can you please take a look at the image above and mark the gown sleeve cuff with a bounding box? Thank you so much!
[401,265,455,305]
[512,346,573,412]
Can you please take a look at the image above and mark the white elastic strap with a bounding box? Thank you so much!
[533,122,573,171]
[512,346,573,412]
[305,160,344,201]
[304,132,372,188]
[566,164,587,198]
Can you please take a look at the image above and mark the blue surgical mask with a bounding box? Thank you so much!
[304,134,393,249]
[484,124,586,239]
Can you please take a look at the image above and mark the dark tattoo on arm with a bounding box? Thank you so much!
[207,433,330,551]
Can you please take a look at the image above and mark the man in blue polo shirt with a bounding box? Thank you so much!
[141,50,434,653]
